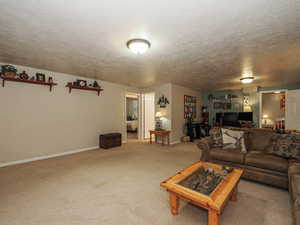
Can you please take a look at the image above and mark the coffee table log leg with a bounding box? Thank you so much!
[169,192,179,215]
[208,210,220,225]
[230,185,238,201]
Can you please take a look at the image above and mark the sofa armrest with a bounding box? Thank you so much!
[288,162,300,193]
[197,137,212,161]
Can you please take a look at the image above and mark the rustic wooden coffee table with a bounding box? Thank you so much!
[160,161,243,225]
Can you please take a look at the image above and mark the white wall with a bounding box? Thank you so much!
[0,63,139,164]
[154,83,172,131]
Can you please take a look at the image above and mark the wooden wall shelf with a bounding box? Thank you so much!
[66,84,103,96]
[1,76,57,92]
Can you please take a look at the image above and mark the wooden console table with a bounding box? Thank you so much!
[149,130,171,145]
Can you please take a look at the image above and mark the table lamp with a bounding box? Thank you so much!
[263,115,268,125]
[155,112,163,130]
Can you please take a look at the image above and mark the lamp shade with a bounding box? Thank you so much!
[155,112,162,118]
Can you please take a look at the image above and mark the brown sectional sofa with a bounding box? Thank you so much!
[197,127,300,225]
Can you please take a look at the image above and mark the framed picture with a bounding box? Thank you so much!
[184,95,197,119]
[223,103,231,110]
[77,79,87,87]
[36,73,46,82]
[213,102,223,109]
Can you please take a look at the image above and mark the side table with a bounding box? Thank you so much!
[149,130,171,146]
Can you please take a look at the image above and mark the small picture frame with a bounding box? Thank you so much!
[223,103,231,110]
[36,73,46,82]
[213,102,223,109]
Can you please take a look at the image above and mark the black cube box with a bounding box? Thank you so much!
[99,133,122,149]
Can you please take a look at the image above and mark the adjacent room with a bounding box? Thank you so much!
[261,91,286,130]
[1,1,300,225]
[126,93,139,140]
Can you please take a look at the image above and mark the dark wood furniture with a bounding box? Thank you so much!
[66,83,103,96]
[99,133,122,149]
[149,130,170,145]
[1,76,57,92]
[186,121,201,141]
[160,161,243,225]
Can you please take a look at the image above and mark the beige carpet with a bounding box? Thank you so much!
[0,141,292,225]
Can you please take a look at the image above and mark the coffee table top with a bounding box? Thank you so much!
[160,161,243,212]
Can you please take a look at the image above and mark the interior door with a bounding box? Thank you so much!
[286,90,300,130]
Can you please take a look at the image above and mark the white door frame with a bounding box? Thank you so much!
[259,89,287,128]
[141,92,155,139]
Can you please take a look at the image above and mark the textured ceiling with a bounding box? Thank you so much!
[0,0,300,90]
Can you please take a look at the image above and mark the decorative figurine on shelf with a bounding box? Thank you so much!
[88,84,93,87]
[77,80,87,87]
[93,81,100,88]
[30,76,35,81]
[36,73,46,82]
[73,81,78,86]
[48,77,53,83]
[19,71,29,80]
[157,95,169,108]
[67,82,72,86]
[1,65,17,78]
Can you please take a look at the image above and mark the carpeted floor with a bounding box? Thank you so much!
[0,141,292,225]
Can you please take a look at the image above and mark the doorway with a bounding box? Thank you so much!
[259,90,286,130]
[126,93,139,140]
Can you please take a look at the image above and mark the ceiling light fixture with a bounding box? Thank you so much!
[240,76,254,84]
[126,38,151,54]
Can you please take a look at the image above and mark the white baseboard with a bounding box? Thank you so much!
[0,146,99,168]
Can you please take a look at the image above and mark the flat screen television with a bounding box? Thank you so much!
[215,112,253,127]
[238,112,253,121]
[223,112,239,126]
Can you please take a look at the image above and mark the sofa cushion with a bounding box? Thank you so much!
[248,129,276,152]
[223,127,252,150]
[221,128,247,153]
[209,127,223,147]
[267,134,300,160]
[245,152,288,173]
[210,148,245,164]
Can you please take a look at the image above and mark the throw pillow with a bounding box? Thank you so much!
[209,127,223,147]
[221,128,247,153]
[272,134,300,160]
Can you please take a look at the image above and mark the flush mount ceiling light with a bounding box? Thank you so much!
[126,38,151,54]
[240,76,254,84]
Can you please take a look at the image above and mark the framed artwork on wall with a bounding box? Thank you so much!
[223,103,232,110]
[213,102,223,109]
[184,95,197,119]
